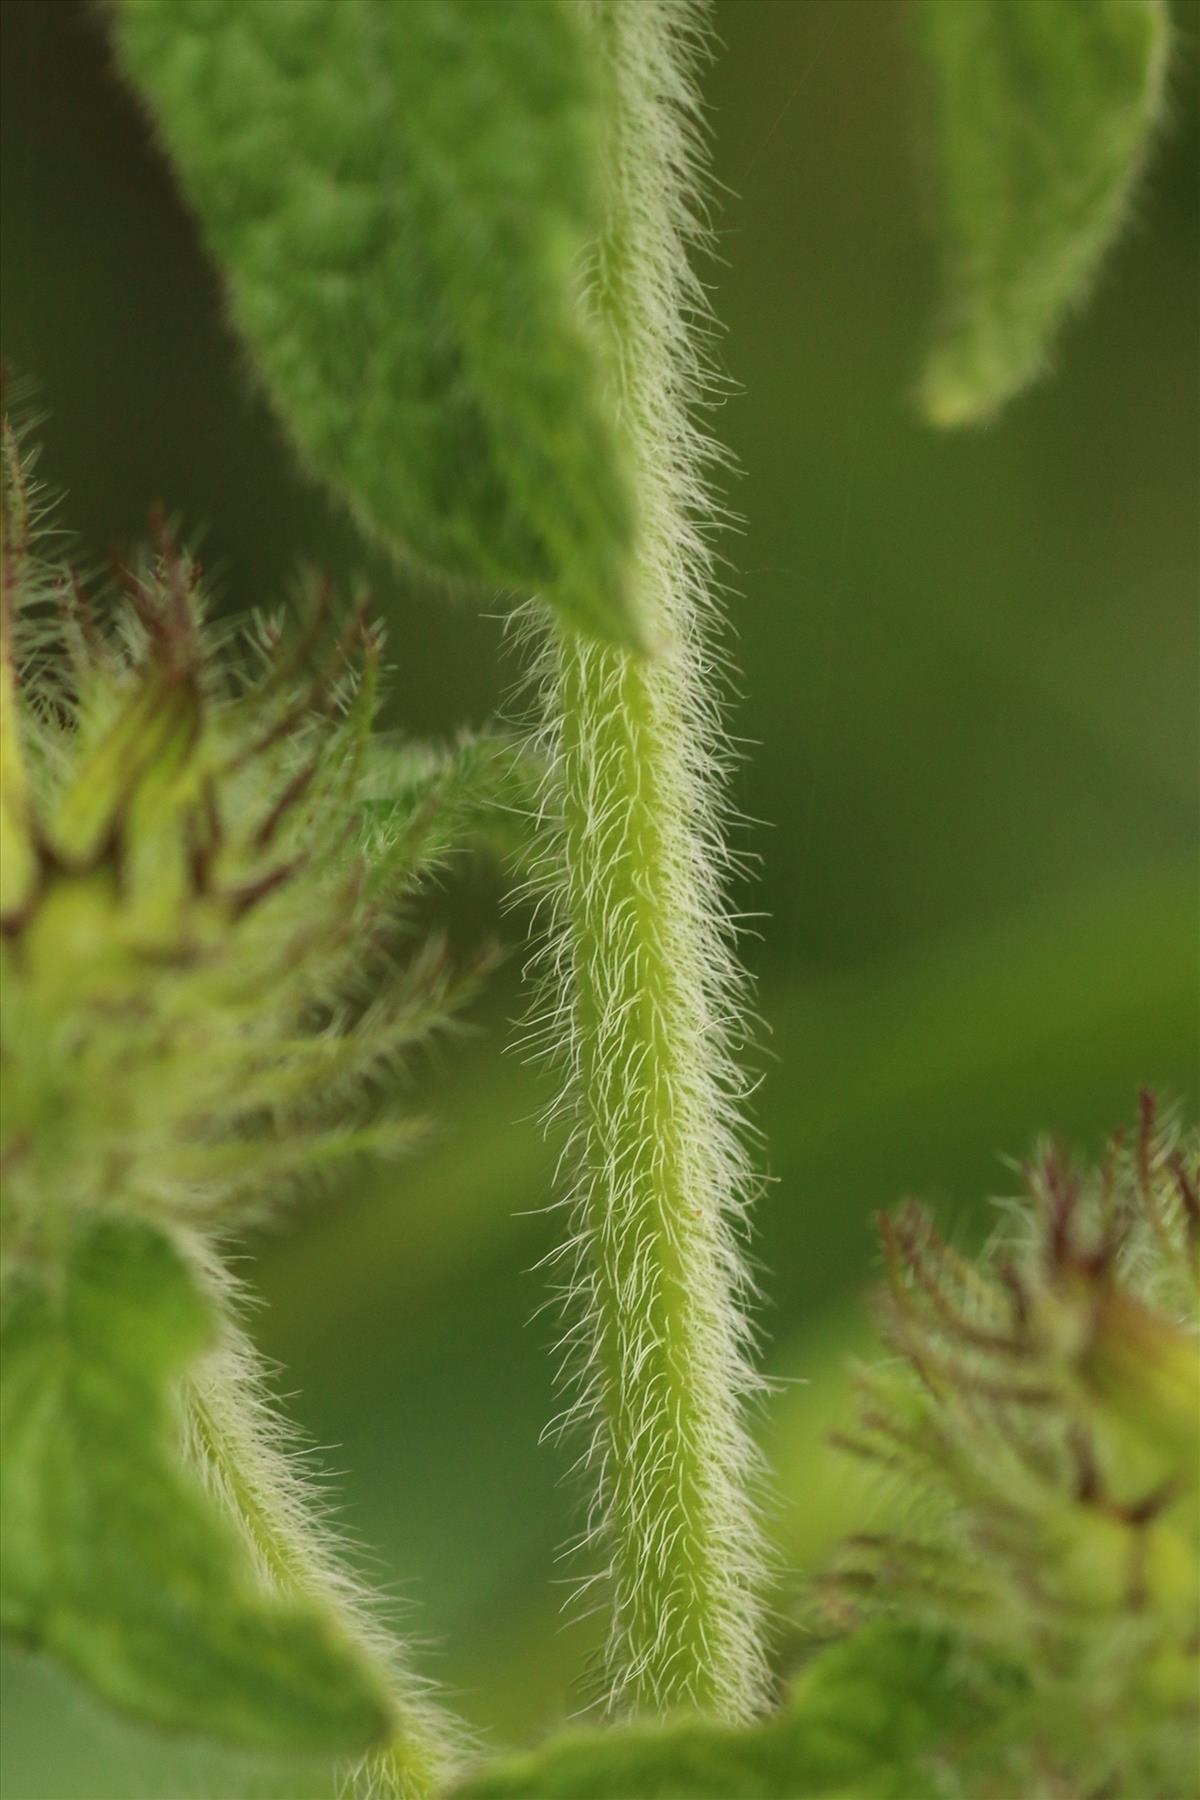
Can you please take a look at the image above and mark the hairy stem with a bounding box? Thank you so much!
[184,1289,464,1800]
[541,0,767,1720]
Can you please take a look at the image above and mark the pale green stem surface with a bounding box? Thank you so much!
[543,0,767,1721]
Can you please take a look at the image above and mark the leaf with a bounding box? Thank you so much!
[0,1216,393,1755]
[116,0,642,647]
[451,1622,990,1798]
[916,0,1169,426]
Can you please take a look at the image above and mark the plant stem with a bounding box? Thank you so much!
[542,0,767,1720]
[186,1307,462,1800]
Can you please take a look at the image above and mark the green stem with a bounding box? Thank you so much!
[186,1314,461,1799]
[543,0,767,1720]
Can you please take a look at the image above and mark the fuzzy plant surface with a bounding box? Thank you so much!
[2,0,1187,1795]
[115,0,642,648]
[823,1093,1200,1799]
[0,414,522,1796]
[116,0,773,1724]
[917,0,1169,425]
[450,1098,1200,1799]
[525,0,771,1721]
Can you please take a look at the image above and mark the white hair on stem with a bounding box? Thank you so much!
[520,0,771,1722]
[181,1240,471,1800]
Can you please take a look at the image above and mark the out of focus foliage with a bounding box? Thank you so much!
[2,1217,394,1754]
[1,1,1195,1793]
[824,1096,1199,1799]
[453,1623,985,1799]
[918,0,1169,424]
[0,411,510,1776]
[453,1100,1198,1799]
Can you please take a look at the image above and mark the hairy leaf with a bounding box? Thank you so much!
[917,0,1169,426]
[116,0,640,646]
[0,1217,393,1754]
[452,1622,989,1797]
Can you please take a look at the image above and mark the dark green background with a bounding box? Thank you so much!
[2,2,1196,1794]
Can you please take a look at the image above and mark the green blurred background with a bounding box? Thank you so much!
[2,1,1196,1794]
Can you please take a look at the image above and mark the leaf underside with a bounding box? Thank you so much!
[918,0,1168,426]
[116,0,640,646]
[0,1216,392,1756]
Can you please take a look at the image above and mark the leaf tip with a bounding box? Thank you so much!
[916,349,1022,432]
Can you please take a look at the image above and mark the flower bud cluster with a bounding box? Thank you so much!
[1,415,467,1271]
[829,1094,1199,1797]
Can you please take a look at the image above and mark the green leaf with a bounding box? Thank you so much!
[917,0,1169,426]
[452,1622,989,1798]
[1,1216,392,1755]
[116,0,641,647]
